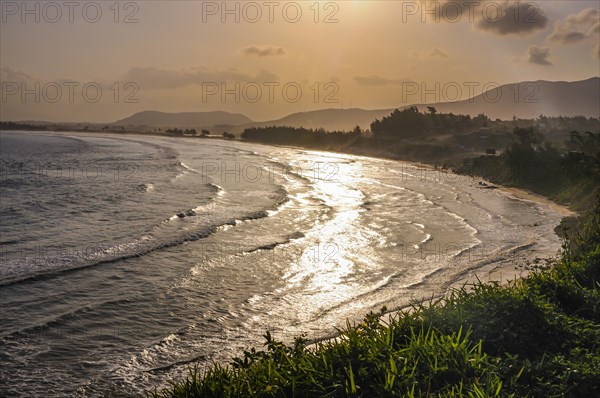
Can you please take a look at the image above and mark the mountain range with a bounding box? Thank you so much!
[109,77,599,132]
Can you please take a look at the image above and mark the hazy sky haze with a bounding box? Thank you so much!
[1,0,599,122]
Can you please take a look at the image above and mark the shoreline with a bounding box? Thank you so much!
[3,129,573,292]
[247,138,573,285]
[5,129,573,287]
[244,138,577,215]
[0,128,581,216]
[496,185,575,217]
[1,129,584,395]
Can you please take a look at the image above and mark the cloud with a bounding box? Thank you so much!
[121,67,278,89]
[1,66,281,92]
[550,31,587,44]
[241,46,286,57]
[547,8,599,44]
[1,66,36,83]
[428,47,450,58]
[475,1,548,35]
[353,75,414,86]
[527,46,552,65]
[409,48,450,59]
[0,66,114,89]
[423,1,548,35]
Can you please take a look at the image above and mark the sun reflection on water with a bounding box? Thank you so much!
[278,157,389,317]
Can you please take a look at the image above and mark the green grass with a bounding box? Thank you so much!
[151,197,600,397]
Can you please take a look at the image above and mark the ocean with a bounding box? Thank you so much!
[0,131,564,397]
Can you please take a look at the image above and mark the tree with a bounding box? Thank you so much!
[427,106,437,116]
[166,128,184,135]
[370,107,426,139]
[514,126,541,146]
[200,129,210,137]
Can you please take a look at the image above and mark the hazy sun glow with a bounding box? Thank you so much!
[0,1,598,122]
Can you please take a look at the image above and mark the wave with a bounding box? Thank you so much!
[265,158,313,185]
[141,353,207,374]
[209,182,224,196]
[174,161,197,180]
[137,183,155,192]
[0,239,20,245]
[405,241,538,293]
[179,162,197,173]
[244,232,305,254]
[0,294,142,340]
[0,208,277,287]
[414,233,433,249]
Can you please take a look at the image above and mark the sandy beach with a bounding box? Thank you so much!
[449,182,573,290]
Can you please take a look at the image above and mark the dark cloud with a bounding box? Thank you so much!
[548,8,599,44]
[475,1,548,35]
[242,46,286,57]
[423,1,548,35]
[549,31,587,44]
[121,67,278,89]
[527,46,552,66]
[354,75,414,86]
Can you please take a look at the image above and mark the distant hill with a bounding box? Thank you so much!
[233,78,599,132]
[232,108,396,133]
[111,78,598,133]
[114,111,253,128]
[411,77,600,120]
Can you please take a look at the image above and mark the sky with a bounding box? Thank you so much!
[1,0,599,122]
